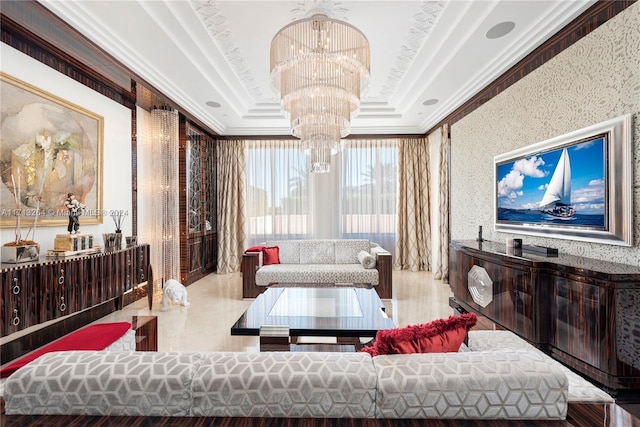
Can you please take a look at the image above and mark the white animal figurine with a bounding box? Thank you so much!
[161,279,190,311]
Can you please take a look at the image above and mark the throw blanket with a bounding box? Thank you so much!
[358,251,376,269]
[0,322,131,378]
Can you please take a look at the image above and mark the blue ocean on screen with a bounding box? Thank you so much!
[497,208,604,227]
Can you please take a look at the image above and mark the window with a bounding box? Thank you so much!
[340,139,398,254]
[244,138,398,255]
[245,140,310,245]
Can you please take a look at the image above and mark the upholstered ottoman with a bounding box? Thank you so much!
[467,330,615,403]
[373,349,568,419]
[5,351,202,416]
[191,352,378,418]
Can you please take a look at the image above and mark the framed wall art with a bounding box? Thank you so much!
[0,72,103,228]
[494,114,632,246]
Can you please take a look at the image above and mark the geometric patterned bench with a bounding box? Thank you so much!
[5,347,569,419]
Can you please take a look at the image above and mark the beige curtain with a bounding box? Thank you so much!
[433,124,450,282]
[395,138,431,271]
[217,139,246,273]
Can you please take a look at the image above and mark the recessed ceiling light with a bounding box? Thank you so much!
[423,98,438,106]
[486,21,515,39]
[206,101,221,108]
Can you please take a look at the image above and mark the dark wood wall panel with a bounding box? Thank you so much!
[180,117,218,285]
[178,116,190,284]
[0,12,135,109]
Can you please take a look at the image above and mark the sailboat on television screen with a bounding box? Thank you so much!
[540,147,575,220]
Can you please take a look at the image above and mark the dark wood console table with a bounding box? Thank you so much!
[449,240,640,394]
[1,244,151,364]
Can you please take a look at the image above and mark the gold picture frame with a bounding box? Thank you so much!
[0,72,103,228]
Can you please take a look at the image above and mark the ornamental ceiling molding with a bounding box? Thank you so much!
[191,0,275,104]
[290,0,349,21]
[191,0,446,105]
[364,0,446,103]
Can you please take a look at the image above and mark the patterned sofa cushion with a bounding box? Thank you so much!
[266,240,300,264]
[299,240,335,264]
[373,350,568,420]
[265,239,375,265]
[191,352,377,418]
[255,263,379,286]
[5,351,203,416]
[467,330,614,403]
[335,240,371,264]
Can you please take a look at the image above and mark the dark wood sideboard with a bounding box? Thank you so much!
[449,240,640,395]
[1,244,151,364]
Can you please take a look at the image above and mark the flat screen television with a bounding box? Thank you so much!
[494,114,632,246]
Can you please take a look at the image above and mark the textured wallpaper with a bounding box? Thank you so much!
[451,3,639,265]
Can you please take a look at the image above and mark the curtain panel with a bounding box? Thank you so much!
[395,138,431,272]
[433,124,450,282]
[340,139,398,254]
[245,139,310,246]
[216,139,246,274]
[242,138,399,255]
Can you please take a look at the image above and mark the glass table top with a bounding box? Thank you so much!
[268,288,363,318]
[231,286,395,338]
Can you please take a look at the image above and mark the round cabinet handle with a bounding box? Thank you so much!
[13,277,20,295]
[59,296,66,312]
[12,309,20,326]
[58,268,65,285]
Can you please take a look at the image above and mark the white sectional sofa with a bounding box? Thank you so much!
[242,239,392,298]
[4,338,570,420]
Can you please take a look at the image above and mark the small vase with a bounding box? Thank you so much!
[103,233,122,252]
[115,231,123,249]
[1,243,40,263]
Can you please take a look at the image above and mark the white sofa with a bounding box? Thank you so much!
[242,239,392,298]
[4,338,569,420]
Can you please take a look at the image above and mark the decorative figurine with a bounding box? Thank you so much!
[64,193,85,234]
[160,279,190,311]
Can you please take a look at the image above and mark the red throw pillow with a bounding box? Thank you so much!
[262,246,280,265]
[361,313,477,357]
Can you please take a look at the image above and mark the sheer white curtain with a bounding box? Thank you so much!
[339,139,398,255]
[245,139,310,246]
[243,138,398,255]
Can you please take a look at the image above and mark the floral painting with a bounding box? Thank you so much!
[0,73,103,227]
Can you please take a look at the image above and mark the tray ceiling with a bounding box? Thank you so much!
[40,0,596,136]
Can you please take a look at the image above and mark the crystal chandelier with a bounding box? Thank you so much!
[150,106,181,288]
[270,13,370,173]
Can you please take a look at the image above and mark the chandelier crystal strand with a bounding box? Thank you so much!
[151,107,180,291]
[271,14,370,173]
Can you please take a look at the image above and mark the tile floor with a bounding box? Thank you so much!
[96,270,455,352]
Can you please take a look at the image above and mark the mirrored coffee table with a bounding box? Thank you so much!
[231,285,395,351]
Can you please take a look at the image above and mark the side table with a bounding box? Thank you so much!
[132,315,157,351]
